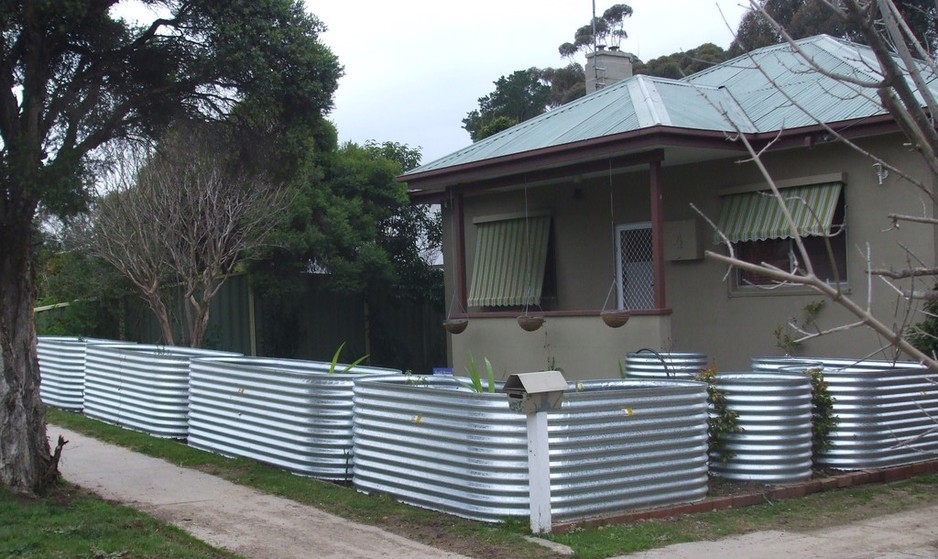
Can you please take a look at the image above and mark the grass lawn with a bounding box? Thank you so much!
[41,408,938,559]
[0,483,240,559]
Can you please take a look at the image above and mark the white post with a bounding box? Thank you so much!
[526,409,552,534]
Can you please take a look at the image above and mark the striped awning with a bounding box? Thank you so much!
[468,216,550,307]
[715,183,843,243]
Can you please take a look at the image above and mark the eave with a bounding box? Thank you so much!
[404,113,903,203]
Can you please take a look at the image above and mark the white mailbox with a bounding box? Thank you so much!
[503,370,568,534]
[504,371,568,413]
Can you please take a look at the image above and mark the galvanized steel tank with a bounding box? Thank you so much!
[352,376,709,524]
[37,337,136,411]
[83,344,240,438]
[752,357,937,470]
[708,372,814,483]
[187,357,399,480]
[624,351,709,379]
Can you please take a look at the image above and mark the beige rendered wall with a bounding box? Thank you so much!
[665,136,934,370]
[441,133,934,376]
[447,314,671,381]
[453,171,652,312]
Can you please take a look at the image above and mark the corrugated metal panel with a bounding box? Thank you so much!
[751,357,938,470]
[549,380,710,521]
[468,216,550,307]
[408,76,733,174]
[187,357,400,480]
[708,373,814,483]
[37,337,138,411]
[687,36,892,131]
[624,351,709,379]
[37,337,90,411]
[84,344,240,438]
[715,183,842,243]
[352,376,709,524]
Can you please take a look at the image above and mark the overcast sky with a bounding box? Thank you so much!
[306,1,751,166]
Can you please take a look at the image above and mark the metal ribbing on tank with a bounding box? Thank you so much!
[352,376,709,524]
[549,380,710,522]
[187,357,399,480]
[624,351,709,379]
[37,337,137,411]
[708,373,814,483]
[752,357,938,470]
[37,337,89,411]
[83,344,239,438]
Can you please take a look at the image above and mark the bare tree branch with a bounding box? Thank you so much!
[871,266,938,279]
[88,124,291,347]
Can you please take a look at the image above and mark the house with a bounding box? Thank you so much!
[401,35,936,380]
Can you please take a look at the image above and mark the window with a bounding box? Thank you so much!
[715,182,846,289]
[467,215,552,308]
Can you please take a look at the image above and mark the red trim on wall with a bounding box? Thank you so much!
[452,190,468,311]
[650,160,666,309]
[448,308,673,319]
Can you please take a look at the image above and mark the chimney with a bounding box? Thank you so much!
[585,49,634,94]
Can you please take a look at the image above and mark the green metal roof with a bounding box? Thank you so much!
[404,35,935,178]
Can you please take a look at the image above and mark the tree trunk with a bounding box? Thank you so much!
[145,290,176,346]
[188,290,211,349]
[0,220,52,494]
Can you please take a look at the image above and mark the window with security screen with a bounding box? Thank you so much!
[615,222,655,310]
[715,182,847,289]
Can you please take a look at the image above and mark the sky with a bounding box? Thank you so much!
[306,1,752,166]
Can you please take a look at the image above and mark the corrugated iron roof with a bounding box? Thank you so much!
[404,34,935,178]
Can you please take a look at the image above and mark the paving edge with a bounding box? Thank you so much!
[523,536,576,555]
[551,458,938,534]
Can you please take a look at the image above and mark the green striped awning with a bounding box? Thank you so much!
[715,183,843,243]
[468,216,550,307]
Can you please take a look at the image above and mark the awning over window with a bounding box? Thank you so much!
[468,216,550,307]
[715,183,843,243]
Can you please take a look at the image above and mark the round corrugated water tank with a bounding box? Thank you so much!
[708,372,814,483]
[753,356,936,470]
[624,351,708,379]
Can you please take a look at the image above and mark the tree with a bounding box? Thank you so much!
[34,215,130,338]
[364,141,442,301]
[558,3,634,57]
[0,0,340,494]
[252,137,411,294]
[706,0,938,372]
[729,0,937,55]
[540,64,587,107]
[247,139,436,361]
[462,69,552,141]
[90,124,290,347]
[633,43,728,79]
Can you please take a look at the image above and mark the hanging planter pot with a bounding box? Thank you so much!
[517,314,545,332]
[601,309,631,328]
[442,318,469,334]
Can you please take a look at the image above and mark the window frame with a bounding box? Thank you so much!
[715,174,848,295]
[466,212,555,310]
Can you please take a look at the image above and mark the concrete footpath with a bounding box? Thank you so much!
[52,423,938,559]
[51,425,469,559]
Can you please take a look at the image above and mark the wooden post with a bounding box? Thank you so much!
[453,190,468,312]
[526,410,552,534]
[650,160,666,309]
